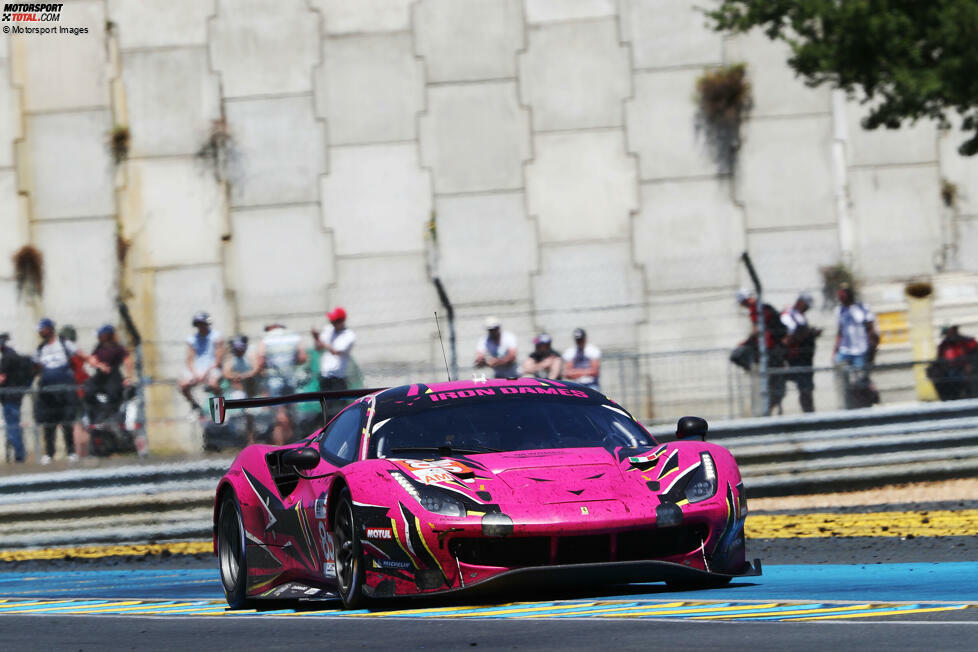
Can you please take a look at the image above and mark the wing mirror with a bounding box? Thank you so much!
[676,416,708,441]
[282,447,320,470]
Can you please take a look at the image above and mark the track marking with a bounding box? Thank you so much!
[792,604,970,621]
[747,509,978,538]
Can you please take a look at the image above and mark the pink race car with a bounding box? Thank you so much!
[211,378,759,609]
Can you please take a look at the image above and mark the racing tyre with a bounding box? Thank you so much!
[217,491,250,609]
[333,488,367,609]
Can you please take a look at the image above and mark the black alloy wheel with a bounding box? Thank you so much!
[217,491,250,609]
[333,488,367,609]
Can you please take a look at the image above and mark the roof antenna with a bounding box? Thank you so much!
[434,311,452,381]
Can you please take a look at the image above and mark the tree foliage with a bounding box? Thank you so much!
[707,0,978,155]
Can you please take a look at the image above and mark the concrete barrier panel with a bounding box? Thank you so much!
[526,130,637,243]
[850,166,942,280]
[620,0,722,69]
[332,254,438,363]
[736,116,835,229]
[225,95,326,207]
[124,158,225,269]
[725,32,830,118]
[313,0,414,34]
[25,110,114,221]
[634,179,744,292]
[121,48,221,158]
[434,192,536,304]
[420,82,530,194]
[229,205,333,318]
[640,292,743,353]
[34,218,117,333]
[321,143,431,256]
[746,227,841,307]
[846,101,938,167]
[0,170,27,266]
[415,0,524,83]
[531,240,643,351]
[317,33,423,145]
[15,0,108,112]
[626,69,715,181]
[210,0,319,98]
[108,0,215,49]
[519,19,629,131]
[938,120,978,218]
[525,0,616,24]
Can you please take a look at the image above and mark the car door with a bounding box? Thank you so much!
[294,402,367,581]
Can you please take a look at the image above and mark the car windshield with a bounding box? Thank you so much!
[369,396,654,459]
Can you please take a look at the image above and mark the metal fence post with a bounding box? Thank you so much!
[741,252,769,416]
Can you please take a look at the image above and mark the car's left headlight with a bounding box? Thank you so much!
[685,452,718,503]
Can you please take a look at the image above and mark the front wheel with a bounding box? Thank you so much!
[217,491,250,609]
[333,488,367,609]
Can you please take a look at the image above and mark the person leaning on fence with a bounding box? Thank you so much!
[475,317,518,379]
[258,323,308,445]
[315,307,356,421]
[0,332,33,463]
[781,292,822,413]
[735,289,788,414]
[522,333,563,379]
[34,318,96,464]
[562,328,601,391]
[179,311,224,414]
[833,285,880,408]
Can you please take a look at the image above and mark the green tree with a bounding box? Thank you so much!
[707,0,978,155]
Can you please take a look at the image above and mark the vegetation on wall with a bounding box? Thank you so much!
[707,0,978,156]
[196,117,233,182]
[820,262,856,307]
[13,245,43,298]
[695,63,752,173]
[109,125,130,165]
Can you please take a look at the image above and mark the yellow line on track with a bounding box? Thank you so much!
[9,601,144,613]
[0,541,212,562]
[694,604,871,620]
[791,605,971,621]
[436,602,603,618]
[746,509,978,539]
[521,602,689,618]
[595,602,782,618]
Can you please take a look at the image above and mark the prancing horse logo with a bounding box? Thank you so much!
[580,506,589,515]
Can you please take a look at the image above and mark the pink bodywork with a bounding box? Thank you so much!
[213,379,748,600]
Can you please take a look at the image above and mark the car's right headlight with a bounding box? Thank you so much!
[684,452,718,503]
[392,472,466,517]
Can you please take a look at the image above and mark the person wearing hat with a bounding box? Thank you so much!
[0,332,34,463]
[929,325,978,401]
[33,318,94,463]
[562,328,601,391]
[179,311,224,413]
[314,307,356,397]
[475,317,518,378]
[522,333,562,380]
[780,292,822,412]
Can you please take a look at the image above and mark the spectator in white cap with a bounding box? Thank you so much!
[563,328,601,390]
[475,317,518,378]
[522,333,563,379]
[781,292,822,412]
[179,311,224,414]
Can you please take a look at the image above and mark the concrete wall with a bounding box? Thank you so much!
[2,0,978,453]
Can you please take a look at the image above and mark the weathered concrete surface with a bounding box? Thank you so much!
[313,0,414,34]
[229,205,333,319]
[414,0,524,83]
[525,0,616,24]
[109,0,215,49]
[321,143,431,256]
[519,19,630,131]
[420,82,530,194]
[317,33,423,145]
[225,96,326,207]
[121,48,221,158]
[620,0,723,69]
[527,130,638,243]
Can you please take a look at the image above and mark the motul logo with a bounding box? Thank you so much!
[365,527,393,539]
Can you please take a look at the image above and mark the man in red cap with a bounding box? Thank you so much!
[314,307,356,403]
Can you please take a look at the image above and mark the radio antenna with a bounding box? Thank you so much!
[434,311,452,381]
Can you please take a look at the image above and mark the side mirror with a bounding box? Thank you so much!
[676,416,708,441]
[282,447,320,470]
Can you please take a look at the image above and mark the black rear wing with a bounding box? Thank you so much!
[209,388,387,424]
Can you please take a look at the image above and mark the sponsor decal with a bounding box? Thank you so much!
[427,386,589,402]
[580,506,589,515]
[365,527,393,540]
[314,494,327,520]
[317,521,336,578]
[372,558,413,570]
[392,458,472,484]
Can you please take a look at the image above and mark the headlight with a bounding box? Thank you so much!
[392,472,466,517]
[685,452,717,503]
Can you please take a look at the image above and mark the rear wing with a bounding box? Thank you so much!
[209,387,387,424]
